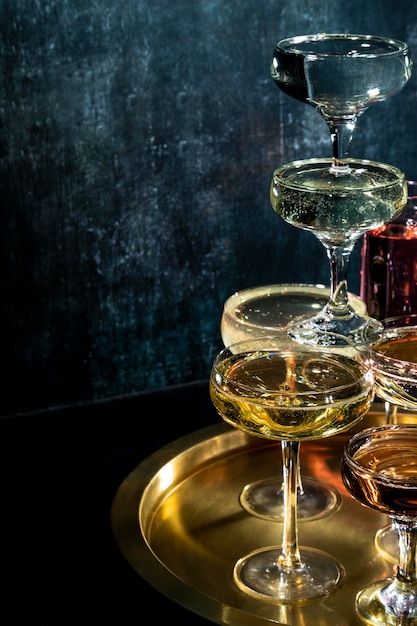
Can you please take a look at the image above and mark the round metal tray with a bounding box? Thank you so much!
[111,407,413,625]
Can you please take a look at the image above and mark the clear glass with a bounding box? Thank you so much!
[372,314,417,411]
[221,283,367,346]
[209,336,374,604]
[342,425,417,625]
[271,33,412,171]
[270,158,407,346]
[370,315,417,565]
[221,283,367,521]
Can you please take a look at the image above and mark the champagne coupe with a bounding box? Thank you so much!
[209,336,374,604]
[270,158,408,346]
[221,283,367,521]
[370,314,417,565]
[342,424,417,625]
[271,34,412,171]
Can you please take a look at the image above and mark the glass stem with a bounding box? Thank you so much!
[281,443,304,495]
[297,451,304,496]
[385,404,399,549]
[396,521,417,585]
[325,245,354,316]
[385,402,398,425]
[381,520,417,616]
[328,119,356,167]
[278,440,302,569]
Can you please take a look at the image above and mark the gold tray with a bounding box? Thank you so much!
[111,407,415,625]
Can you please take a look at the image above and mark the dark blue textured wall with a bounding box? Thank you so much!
[2,0,417,415]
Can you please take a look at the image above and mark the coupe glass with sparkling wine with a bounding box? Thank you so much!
[342,424,417,625]
[270,158,407,346]
[209,336,374,604]
[221,283,367,522]
[269,33,411,346]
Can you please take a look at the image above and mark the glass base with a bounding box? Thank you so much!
[287,311,383,347]
[374,524,398,565]
[234,546,344,605]
[356,579,417,625]
[240,476,341,522]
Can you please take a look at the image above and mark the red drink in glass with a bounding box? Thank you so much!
[360,181,417,319]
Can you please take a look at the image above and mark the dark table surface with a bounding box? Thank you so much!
[0,380,218,624]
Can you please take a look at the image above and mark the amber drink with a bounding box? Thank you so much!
[342,425,417,625]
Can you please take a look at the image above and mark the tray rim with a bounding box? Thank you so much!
[111,422,279,625]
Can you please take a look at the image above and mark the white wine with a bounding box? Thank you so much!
[271,160,407,247]
[210,348,374,440]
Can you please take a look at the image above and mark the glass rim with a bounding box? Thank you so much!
[222,283,367,318]
[212,336,372,397]
[225,282,327,299]
[372,318,417,370]
[344,424,417,482]
[276,33,410,56]
[223,283,326,320]
[272,158,406,192]
[381,314,417,327]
